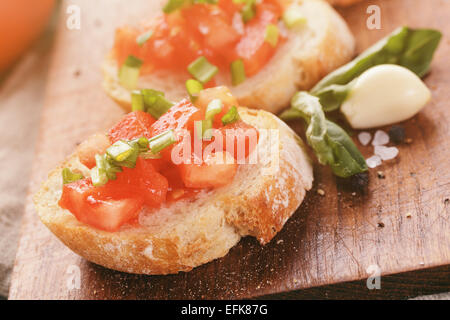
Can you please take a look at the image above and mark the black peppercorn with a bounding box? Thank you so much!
[389,125,406,144]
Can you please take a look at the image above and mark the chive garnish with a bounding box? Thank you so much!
[187,56,219,84]
[62,168,84,184]
[264,24,279,47]
[163,0,186,13]
[119,55,143,90]
[282,6,306,29]
[230,59,246,86]
[106,141,135,162]
[136,30,153,46]
[241,0,256,23]
[221,106,240,126]
[131,89,174,119]
[149,130,176,154]
[131,90,145,111]
[185,79,204,101]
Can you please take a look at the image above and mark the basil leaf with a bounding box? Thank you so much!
[281,92,367,178]
[311,27,442,111]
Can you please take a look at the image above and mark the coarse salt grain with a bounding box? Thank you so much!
[366,155,382,168]
[374,145,399,160]
[358,131,372,146]
[372,130,390,146]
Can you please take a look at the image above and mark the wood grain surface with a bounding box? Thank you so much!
[8,0,450,299]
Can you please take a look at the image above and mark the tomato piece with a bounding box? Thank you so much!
[59,178,144,232]
[194,86,236,127]
[215,120,259,161]
[235,3,280,76]
[108,111,155,143]
[76,134,111,169]
[179,151,237,188]
[151,99,202,160]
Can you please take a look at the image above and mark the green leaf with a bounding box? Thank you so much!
[284,92,367,178]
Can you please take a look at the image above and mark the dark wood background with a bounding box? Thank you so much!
[8,0,450,299]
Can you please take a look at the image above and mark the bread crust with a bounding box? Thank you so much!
[102,0,355,114]
[34,108,313,275]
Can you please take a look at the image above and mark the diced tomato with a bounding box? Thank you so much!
[235,3,281,76]
[108,111,155,143]
[194,86,236,127]
[151,99,202,160]
[179,151,237,188]
[59,178,144,232]
[76,134,111,169]
[214,120,259,161]
[112,0,284,81]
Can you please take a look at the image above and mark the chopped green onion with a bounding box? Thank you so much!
[187,56,218,84]
[106,141,134,162]
[62,168,84,184]
[119,55,143,90]
[91,155,109,186]
[131,90,145,111]
[149,130,176,154]
[241,0,255,23]
[264,24,279,48]
[163,0,186,14]
[230,59,246,86]
[136,30,153,46]
[129,137,149,152]
[221,106,240,125]
[282,6,306,29]
[104,160,122,181]
[205,99,223,120]
[202,120,214,140]
[185,79,203,101]
[141,89,174,119]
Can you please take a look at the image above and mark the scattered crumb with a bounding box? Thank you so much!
[406,212,412,218]
[351,192,356,196]
[377,222,385,228]
[377,171,385,179]
[276,239,284,245]
[419,262,425,266]
[444,198,449,205]
[293,278,299,284]
[405,138,413,144]
[317,189,325,196]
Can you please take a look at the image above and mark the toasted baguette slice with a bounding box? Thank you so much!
[34,108,313,275]
[102,0,354,114]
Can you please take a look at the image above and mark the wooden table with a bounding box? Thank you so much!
[9,0,450,299]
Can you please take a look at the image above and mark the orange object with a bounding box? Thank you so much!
[0,0,55,72]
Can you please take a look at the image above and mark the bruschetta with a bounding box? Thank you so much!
[102,0,355,114]
[34,86,313,274]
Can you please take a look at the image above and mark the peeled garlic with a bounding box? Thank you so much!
[341,64,431,129]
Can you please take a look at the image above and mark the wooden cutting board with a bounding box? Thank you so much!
[8,0,450,299]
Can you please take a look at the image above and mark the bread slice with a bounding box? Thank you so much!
[34,108,313,274]
[102,0,355,114]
